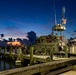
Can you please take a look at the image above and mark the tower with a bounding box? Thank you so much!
[52,7,66,41]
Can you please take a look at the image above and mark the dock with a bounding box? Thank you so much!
[0,46,76,75]
[0,45,76,64]
[0,58,76,75]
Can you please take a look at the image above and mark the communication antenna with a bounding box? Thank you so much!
[62,7,65,19]
[62,7,66,25]
[52,0,58,35]
[53,0,57,25]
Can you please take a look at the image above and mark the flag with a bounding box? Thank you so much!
[60,36,62,40]
[62,7,65,13]
[62,19,66,25]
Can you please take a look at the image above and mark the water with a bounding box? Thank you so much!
[0,49,30,72]
[0,58,15,71]
[0,49,18,71]
[0,58,23,71]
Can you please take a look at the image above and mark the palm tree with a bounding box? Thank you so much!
[0,34,4,39]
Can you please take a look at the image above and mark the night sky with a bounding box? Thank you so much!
[0,0,76,39]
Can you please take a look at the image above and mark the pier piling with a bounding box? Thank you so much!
[50,47,54,61]
[30,46,34,65]
[4,47,6,56]
[64,46,68,58]
[15,47,22,65]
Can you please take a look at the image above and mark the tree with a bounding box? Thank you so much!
[0,34,4,38]
[8,38,13,42]
[27,31,37,45]
[16,38,22,42]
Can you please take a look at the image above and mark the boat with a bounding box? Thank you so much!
[68,38,76,54]
[34,7,67,56]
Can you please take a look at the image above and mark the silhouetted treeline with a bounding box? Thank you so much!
[0,31,37,46]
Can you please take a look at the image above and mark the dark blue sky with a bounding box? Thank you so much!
[0,0,76,39]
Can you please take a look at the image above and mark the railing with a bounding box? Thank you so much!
[0,44,69,65]
[0,58,76,75]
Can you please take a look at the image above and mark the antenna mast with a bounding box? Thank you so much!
[53,0,57,25]
[62,7,66,25]
[62,7,65,19]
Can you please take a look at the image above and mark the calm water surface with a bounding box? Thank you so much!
[0,56,29,72]
[0,58,24,71]
[0,49,29,72]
